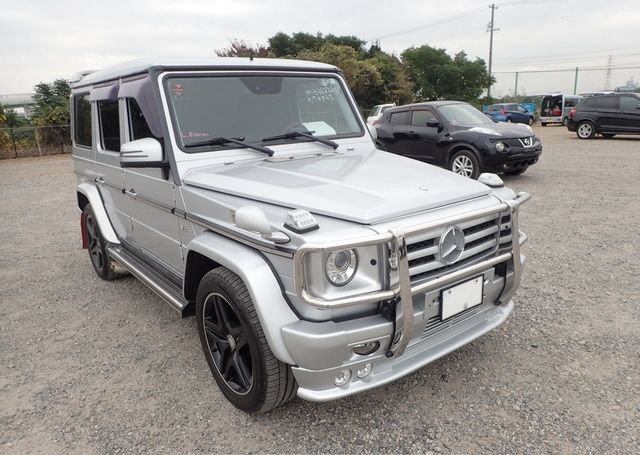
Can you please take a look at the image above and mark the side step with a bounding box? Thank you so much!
[108,246,189,313]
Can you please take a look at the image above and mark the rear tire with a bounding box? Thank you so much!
[449,149,480,179]
[196,267,297,413]
[83,204,120,280]
[541,122,547,127]
[576,121,596,139]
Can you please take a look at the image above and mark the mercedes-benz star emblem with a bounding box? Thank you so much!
[438,226,465,265]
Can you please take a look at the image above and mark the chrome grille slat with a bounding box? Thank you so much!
[406,212,511,284]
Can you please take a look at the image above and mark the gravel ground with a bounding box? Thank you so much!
[1,126,639,454]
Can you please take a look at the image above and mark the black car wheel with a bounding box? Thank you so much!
[83,204,119,280]
[504,166,528,176]
[196,267,297,413]
[541,122,547,127]
[449,150,480,179]
[576,121,596,139]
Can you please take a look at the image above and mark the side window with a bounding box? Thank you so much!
[411,110,437,126]
[620,96,640,111]
[73,94,92,148]
[97,100,120,151]
[595,97,619,110]
[127,98,154,140]
[581,98,595,108]
[516,106,526,113]
[564,99,577,108]
[389,111,409,125]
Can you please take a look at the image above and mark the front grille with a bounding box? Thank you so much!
[493,137,533,148]
[406,213,511,283]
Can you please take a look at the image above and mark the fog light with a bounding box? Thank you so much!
[352,341,380,356]
[334,369,352,387]
[357,363,373,379]
[495,142,506,152]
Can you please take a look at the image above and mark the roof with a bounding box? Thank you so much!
[71,57,339,88]
[388,101,467,111]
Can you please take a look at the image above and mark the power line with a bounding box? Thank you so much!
[493,65,640,74]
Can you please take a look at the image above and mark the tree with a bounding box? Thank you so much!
[268,32,365,58]
[31,79,72,147]
[401,45,493,102]
[215,39,272,58]
[298,44,383,108]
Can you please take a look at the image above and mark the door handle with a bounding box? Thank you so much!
[95,177,104,184]
[125,189,137,197]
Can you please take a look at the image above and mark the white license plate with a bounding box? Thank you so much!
[441,276,484,321]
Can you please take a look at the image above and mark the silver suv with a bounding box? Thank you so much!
[71,58,530,413]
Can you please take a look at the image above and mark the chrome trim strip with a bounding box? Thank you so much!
[125,190,175,213]
[186,213,295,259]
[108,247,187,312]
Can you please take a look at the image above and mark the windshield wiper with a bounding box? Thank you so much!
[184,136,274,156]
[262,131,338,150]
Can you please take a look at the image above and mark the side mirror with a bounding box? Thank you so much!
[367,123,377,140]
[120,138,164,168]
[426,120,443,131]
[234,206,290,244]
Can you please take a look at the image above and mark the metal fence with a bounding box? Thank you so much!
[0,125,71,159]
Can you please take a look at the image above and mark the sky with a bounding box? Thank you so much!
[1,0,639,98]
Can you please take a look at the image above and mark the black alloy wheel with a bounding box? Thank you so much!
[202,292,254,395]
[83,204,118,280]
[196,267,297,413]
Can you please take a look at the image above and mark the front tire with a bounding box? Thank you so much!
[576,121,596,139]
[449,149,480,179]
[196,267,297,413]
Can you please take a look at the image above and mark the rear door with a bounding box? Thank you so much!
[594,96,622,131]
[619,95,640,133]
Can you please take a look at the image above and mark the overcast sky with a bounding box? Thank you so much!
[1,0,639,97]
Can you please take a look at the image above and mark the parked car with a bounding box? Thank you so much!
[486,103,535,125]
[71,58,530,413]
[366,103,395,124]
[375,101,542,178]
[539,94,581,126]
[567,93,640,139]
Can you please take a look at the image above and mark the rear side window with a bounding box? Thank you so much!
[595,97,619,110]
[389,111,409,125]
[128,98,155,140]
[580,98,596,108]
[620,96,640,111]
[97,100,120,151]
[488,105,500,112]
[564,99,578,108]
[73,94,92,147]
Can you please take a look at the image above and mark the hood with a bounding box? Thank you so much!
[453,122,534,138]
[183,149,492,224]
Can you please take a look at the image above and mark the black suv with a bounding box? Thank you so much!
[567,93,640,139]
[375,101,542,178]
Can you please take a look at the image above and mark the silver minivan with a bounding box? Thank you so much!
[539,93,581,126]
[71,57,530,413]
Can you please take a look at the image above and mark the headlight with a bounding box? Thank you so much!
[325,249,358,286]
[495,142,506,152]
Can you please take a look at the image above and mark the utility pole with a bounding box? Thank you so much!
[486,3,499,99]
[604,55,613,90]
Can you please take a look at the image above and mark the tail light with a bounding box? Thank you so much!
[569,108,576,119]
[501,108,506,115]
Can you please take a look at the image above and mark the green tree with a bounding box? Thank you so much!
[31,79,72,148]
[298,44,383,108]
[402,45,493,102]
[268,32,365,58]
[216,39,272,58]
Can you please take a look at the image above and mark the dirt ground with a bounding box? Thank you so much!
[1,126,639,454]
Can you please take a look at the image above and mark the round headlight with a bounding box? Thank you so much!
[495,142,506,152]
[325,249,358,286]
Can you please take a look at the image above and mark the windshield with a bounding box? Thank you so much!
[438,103,494,126]
[164,74,363,151]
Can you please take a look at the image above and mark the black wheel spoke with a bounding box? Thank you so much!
[204,318,225,338]
[232,352,252,390]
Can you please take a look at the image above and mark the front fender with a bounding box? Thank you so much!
[77,182,119,244]
[187,231,298,365]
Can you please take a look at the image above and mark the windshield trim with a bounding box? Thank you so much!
[161,71,366,154]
